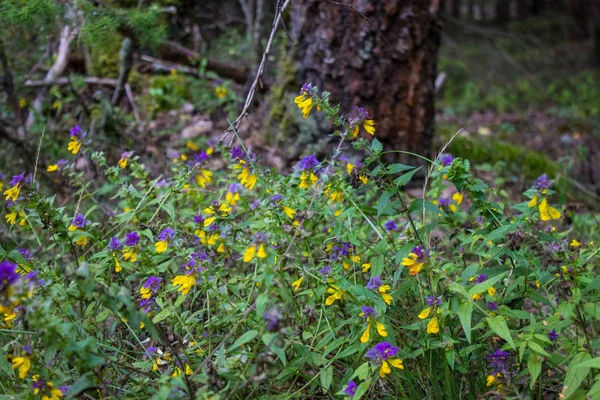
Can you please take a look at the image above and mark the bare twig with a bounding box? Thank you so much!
[111,37,135,106]
[221,0,292,145]
[139,55,201,77]
[125,83,141,123]
[26,23,79,130]
[25,77,118,87]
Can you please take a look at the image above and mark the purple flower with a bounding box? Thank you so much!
[350,106,369,123]
[361,306,377,320]
[384,220,397,231]
[0,260,19,290]
[439,153,454,167]
[318,265,331,278]
[411,245,426,259]
[107,236,123,252]
[71,213,87,228]
[344,380,358,397]
[231,146,245,161]
[473,274,487,283]
[193,215,204,224]
[270,194,283,205]
[24,270,44,286]
[17,249,32,261]
[295,154,319,171]
[139,297,155,312]
[144,276,162,292]
[299,82,312,95]
[9,173,27,186]
[437,197,452,207]
[365,342,399,361]
[228,183,241,193]
[250,199,261,209]
[548,329,559,341]
[60,385,71,395]
[426,296,441,306]
[125,232,140,247]
[188,152,210,168]
[365,276,383,291]
[487,349,512,377]
[70,124,83,139]
[32,378,46,391]
[487,301,498,311]
[145,346,159,358]
[263,307,283,332]
[120,151,134,159]
[533,174,552,191]
[157,228,176,241]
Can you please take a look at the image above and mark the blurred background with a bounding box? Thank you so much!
[0,0,598,208]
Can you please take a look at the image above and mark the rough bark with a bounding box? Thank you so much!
[495,0,510,24]
[291,0,442,160]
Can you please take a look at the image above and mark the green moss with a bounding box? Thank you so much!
[448,135,558,180]
[90,35,123,79]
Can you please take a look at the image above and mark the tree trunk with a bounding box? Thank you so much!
[290,0,442,161]
[593,6,600,66]
[569,0,590,40]
[452,0,461,18]
[530,0,544,15]
[496,0,510,24]
[516,0,529,20]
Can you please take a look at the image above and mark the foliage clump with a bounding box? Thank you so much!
[0,86,599,400]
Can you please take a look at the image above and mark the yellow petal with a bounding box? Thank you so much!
[418,307,432,320]
[360,325,370,343]
[363,119,376,135]
[427,315,440,334]
[155,240,168,253]
[381,293,393,306]
[379,361,391,378]
[453,192,464,205]
[257,244,267,258]
[47,164,58,172]
[243,246,256,262]
[528,195,538,208]
[388,358,404,370]
[376,321,388,337]
[292,276,304,291]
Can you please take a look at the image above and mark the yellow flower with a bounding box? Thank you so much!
[570,239,581,248]
[361,263,371,273]
[418,307,432,320]
[215,86,227,99]
[19,98,27,108]
[243,245,255,262]
[114,258,122,273]
[52,101,61,109]
[472,293,483,301]
[172,275,196,295]
[376,321,387,337]
[401,253,424,276]
[257,244,267,258]
[361,325,370,343]
[291,276,304,291]
[118,158,128,168]
[379,358,403,378]
[282,206,296,219]
[453,192,463,205]
[47,164,58,172]
[325,285,346,305]
[3,184,21,202]
[5,211,17,225]
[155,240,168,253]
[186,141,200,151]
[427,315,440,334]
[140,287,152,299]
[123,247,138,263]
[196,169,213,188]
[68,138,81,154]
[226,191,241,206]
[238,167,257,190]
[363,119,376,135]
[75,236,87,246]
[294,95,313,118]
[378,285,393,305]
[538,198,561,221]
[12,356,30,379]
[299,171,319,189]
[488,286,497,296]
[528,195,538,208]
[185,364,193,375]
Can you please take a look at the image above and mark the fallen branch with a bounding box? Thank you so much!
[111,37,135,106]
[25,77,118,87]
[26,23,78,130]
[139,55,200,77]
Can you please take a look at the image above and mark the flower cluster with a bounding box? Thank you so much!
[155,227,176,253]
[359,305,387,343]
[294,83,314,118]
[418,296,441,334]
[401,245,427,276]
[139,276,162,313]
[365,342,404,378]
[67,125,86,154]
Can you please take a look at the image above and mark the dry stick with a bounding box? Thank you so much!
[26,24,78,130]
[220,0,292,145]
[125,83,141,123]
[32,125,46,183]
[25,77,118,87]
[139,55,201,77]
[421,127,464,248]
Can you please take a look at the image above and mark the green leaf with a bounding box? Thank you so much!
[370,138,383,154]
[377,191,393,218]
[320,365,332,391]
[354,380,371,400]
[487,316,515,349]
[351,362,370,380]
[573,357,600,369]
[229,330,258,351]
[66,372,96,399]
[468,272,506,296]
[394,167,421,188]
[562,352,591,399]
[457,301,473,343]
[151,307,171,323]
[528,341,551,358]
[387,163,413,174]
[528,353,542,390]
